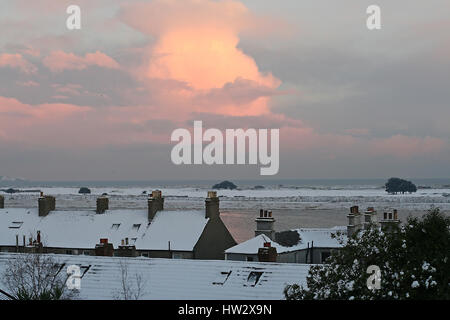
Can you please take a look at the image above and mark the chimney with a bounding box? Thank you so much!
[95,238,114,256]
[347,205,362,237]
[364,207,377,230]
[205,191,219,219]
[117,239,137,257]
[258,246,277,262]
[96,196,109,214]
[255,209,275,240]
[0,195,4,209]
[380,209,400,233]
[148,190,164,221]
[38,194,55,217]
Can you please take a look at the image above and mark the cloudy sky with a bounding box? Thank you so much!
[0,0,449,181]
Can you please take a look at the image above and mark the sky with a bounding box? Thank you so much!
[0,0,449,181]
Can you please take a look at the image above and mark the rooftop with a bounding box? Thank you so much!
[226,226,346,255]
[0,253,310,300]
[0,208,208,251]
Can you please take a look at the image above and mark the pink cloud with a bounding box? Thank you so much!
[120,0,280,117]
[0,53,37,74]
[42,50,120,72]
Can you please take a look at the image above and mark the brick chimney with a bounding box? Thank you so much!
[205,191,219,219]
[148,190,164,221]
[95,238,114,256]
[258,243,277,262]
[38,193,55,217]
[96,196,109,214]
[255,209,275,240]
[0,195,4,209]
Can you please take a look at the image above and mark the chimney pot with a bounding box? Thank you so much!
[152,190,162,198]
[268,211,272,218]
[259,209,263,217]
[207,191,217,198]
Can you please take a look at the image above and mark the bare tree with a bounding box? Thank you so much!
[113,259,147,300]
[2,254,76,300]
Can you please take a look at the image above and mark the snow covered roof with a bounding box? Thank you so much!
[225,234,284,254]
[0,208,208,251]
[290,227,346,251]
[226,226,346,255]
[0,253,310,300]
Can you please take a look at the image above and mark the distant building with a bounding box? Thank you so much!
[0,252,311,300]
[0,191,236,260]
[226,206,400,264]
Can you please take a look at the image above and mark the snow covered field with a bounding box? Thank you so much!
[3,186,450,210]
[2,185,449,242]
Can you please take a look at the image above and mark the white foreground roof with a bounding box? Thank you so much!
[0,253,310,300]
[0,208,208,251]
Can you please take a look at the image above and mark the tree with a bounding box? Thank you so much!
[2,254,77,300]
[284,208,450,300]
[212,180,237,190]
[78,187,91,194]
[385,177,417,194]
[113,260,147,300]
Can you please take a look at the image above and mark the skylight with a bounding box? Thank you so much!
[246,271,263,286]
[212,271,232,285]
[8,221,23,229]
[111,223,121,230]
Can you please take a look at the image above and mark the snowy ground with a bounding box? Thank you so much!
[2,186,449,242]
